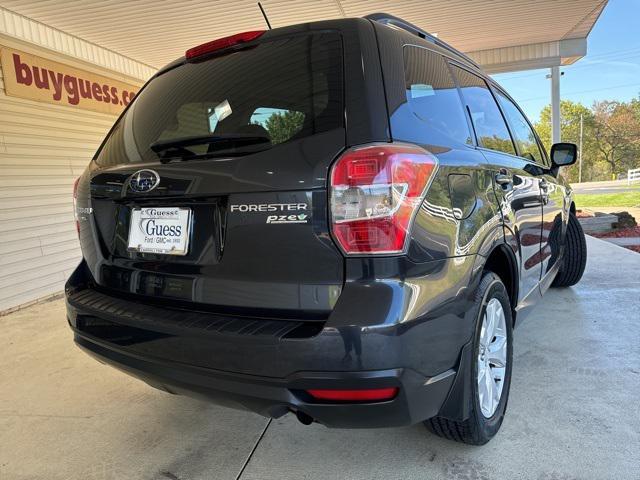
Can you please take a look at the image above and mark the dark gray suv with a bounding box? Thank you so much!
[66,14,587,445]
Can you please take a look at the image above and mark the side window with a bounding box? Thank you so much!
[494,91,544,164]
[451,65,516,156]
[394,46,472,145]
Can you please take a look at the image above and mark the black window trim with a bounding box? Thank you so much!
[444,59,478,148]
[447,60,518,158]
[399,44,550,168]
[401,43,477,149]
[401,44,493,151]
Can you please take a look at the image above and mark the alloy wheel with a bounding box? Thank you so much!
[477,297,508,418]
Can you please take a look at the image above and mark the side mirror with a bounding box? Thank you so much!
[550,143,577,167]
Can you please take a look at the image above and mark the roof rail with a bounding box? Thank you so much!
[364,12,480,69]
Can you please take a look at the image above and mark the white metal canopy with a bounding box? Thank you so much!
[1,0,607,72]
[1,0,608,144]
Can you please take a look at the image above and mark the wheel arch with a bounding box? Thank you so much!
[481,243,519,326]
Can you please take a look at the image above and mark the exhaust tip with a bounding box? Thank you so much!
[295,410,314,425]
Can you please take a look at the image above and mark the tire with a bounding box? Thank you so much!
[552,212,587,287]
[425,272,513,445]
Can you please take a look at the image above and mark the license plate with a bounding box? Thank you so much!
[127,207,192,255]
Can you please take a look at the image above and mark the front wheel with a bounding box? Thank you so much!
[425,272,513,445]
[552,212,587,287]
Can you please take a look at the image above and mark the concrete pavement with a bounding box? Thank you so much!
[2,236,639,480]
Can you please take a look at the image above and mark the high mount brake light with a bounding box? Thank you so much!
[329,144,438,255]
[185,31,266,60]
[306,388,399,402]
[72,177,80,236]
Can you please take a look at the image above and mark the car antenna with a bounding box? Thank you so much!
[258,2,272,30]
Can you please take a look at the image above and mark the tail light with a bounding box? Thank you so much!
[330,144,438,255]
[72,177,80,236]
[186,31,265,60]
[306,387,399,402]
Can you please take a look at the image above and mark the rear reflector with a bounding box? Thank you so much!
[330,144,438,255]
[306,387,399,402]
[186,30,266,59]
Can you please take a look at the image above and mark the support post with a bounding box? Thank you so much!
[578,114,583,183]
[550,66,561,144]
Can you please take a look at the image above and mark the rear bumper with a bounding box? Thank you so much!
[73,332,455,428]
[66,260,475,428]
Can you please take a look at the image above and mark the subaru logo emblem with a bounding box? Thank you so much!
[128,169,160,193]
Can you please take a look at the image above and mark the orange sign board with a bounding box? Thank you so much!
[1,47,141,115]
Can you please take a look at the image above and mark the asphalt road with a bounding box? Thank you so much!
[571,180,640,195]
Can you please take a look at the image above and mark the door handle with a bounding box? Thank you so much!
[495,170,513,187]
[539,178,549,191]
[539,178,550,205]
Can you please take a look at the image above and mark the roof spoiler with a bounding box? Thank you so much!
[364,12,480,69]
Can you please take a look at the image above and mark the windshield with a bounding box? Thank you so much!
[94,32,343,166]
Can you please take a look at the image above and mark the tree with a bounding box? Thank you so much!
[480,135,518,155]
[263,111,305,145]
[592,100,640,178]
[535,101,598,182]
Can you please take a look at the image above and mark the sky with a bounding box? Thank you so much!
[492,0,640,123]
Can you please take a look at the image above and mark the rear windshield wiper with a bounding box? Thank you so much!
[151,134,272,163]
[150,134,270,153]
[156,148,270,163]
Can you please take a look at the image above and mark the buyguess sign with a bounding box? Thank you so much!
[1,47,140,115]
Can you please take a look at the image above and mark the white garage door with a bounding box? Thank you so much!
[0,68,119,311]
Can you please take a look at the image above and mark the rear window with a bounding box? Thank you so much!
[95,32,343,166]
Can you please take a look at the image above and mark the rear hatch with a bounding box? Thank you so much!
[82,31,345,316]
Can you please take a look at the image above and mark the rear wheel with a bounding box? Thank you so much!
[425,272,513,445]
[552,212,587,287]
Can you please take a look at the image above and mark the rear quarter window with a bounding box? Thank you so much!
[389,46,472,147]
